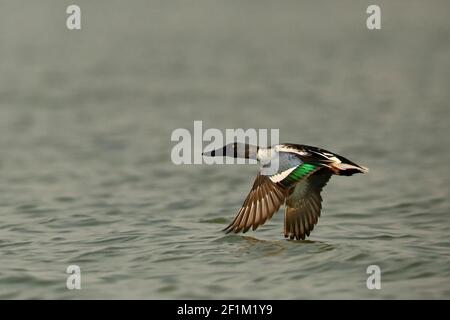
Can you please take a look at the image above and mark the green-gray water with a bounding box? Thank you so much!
[0,1,449,299]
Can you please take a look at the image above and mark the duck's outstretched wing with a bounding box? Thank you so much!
[284,169,332,240]
[223,174,287,234]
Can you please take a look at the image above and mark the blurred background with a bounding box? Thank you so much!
[0,0,449,299]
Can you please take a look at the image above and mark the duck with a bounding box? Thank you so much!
[202,142,368,240]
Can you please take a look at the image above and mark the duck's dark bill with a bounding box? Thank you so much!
[202,145,234,158]
[202,148,221,157]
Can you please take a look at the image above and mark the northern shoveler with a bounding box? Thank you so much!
[203,143,368,240]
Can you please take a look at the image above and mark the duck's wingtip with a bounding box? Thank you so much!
[331,162,369,175]
[222,225,234,233]
[359,165,369,174]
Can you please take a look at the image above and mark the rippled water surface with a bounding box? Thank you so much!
[0,1,449,299]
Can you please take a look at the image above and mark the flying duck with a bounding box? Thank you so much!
[203,143,368,240]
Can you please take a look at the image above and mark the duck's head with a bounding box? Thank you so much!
[202,142,258,159]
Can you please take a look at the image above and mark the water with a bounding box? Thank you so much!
[0,1,449,299]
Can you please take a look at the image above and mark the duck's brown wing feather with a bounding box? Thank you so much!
[284,169,332,240]
[223,174,287,234]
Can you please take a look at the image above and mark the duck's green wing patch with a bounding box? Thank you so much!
[277,163,319,188]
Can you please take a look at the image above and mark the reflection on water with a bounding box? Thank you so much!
[0,0,449,299]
